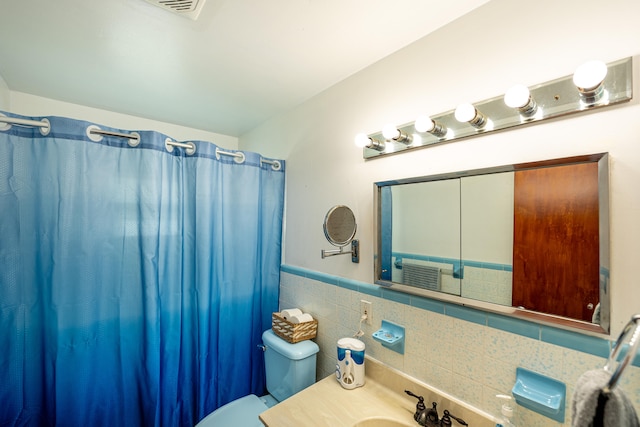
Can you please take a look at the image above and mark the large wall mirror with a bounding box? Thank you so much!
[374,153,610,334]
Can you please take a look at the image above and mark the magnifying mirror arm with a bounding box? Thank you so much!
[321,240,359,263]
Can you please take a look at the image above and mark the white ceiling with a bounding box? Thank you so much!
[0,0,489,137]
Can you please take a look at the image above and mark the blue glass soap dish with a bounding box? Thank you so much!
[512,367,566,423]
[372,320,405,354]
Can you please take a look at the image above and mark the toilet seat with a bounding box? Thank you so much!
[195,394,268,427]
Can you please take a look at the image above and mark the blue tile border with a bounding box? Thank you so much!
[410,295,445,314]
[381,287,412,305]
[336,276,360,292]
[280,264,299,275]
[305,269,339,285]
[487,312,540,340]
[541,326,611,358]
[280,264,624,363]
[445,304,487,325]
[393,252,512,272]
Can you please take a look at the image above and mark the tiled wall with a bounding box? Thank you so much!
[391,255,513,307]
[279,265,640,427]
[462,265,512,307]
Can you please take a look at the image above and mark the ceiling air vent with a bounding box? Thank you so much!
[144,0,205,20]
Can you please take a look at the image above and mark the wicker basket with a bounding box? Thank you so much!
[271,312,317,343]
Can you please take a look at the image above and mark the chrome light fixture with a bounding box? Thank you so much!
[415,115,448,137]
[573,60,608,104]
[504,84,538,117]
[382,123,413,144]
[356,57,632,160]
[454,103,487,129]
[354,133,385,151]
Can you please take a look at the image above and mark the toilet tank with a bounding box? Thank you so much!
[262,329,319,402]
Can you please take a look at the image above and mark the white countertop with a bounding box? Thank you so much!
[259,357,496,427]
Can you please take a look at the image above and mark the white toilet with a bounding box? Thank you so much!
[195,328,319,426]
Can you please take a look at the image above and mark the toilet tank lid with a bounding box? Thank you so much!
[263,329,319,360]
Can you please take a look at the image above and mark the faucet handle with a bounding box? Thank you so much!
[442,410,468,426]
[404,390,426,425]
[404,390,426,410]
[439,411,452,427]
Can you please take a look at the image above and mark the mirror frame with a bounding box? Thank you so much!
[374,153,610,334]
[323,205,357,247]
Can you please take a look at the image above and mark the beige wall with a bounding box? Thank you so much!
[241,1,640,423]
[0,72,9,111]
[240,0,640,338]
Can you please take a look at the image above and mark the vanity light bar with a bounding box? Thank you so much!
[359,57,633,159]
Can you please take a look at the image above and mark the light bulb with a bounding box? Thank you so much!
[415,115,435,133]
[573,60,608,92]
[354,132,385,151]
[504,85,531,109]
[455,103,487,129]
[354,133,370,148]
[415,115,447,137]
[382,124,400,140]
[504,84,537,116]
[454,103,477,123]
[381,123,412,144]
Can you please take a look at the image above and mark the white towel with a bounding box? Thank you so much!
[572,369,639,427]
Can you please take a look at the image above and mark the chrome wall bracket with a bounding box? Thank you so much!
[321,239,359,263]
[362,57,633,159]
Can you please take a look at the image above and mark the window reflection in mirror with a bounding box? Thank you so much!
[390,179,461,296]
[460,173,514,305]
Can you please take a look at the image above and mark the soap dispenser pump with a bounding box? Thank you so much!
[496,394,515,427]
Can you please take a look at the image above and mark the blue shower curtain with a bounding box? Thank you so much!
[0,113,284,426]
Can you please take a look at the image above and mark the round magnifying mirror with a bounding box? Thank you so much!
[323,205,357,247]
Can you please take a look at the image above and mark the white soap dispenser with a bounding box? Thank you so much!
[496,394,515,427]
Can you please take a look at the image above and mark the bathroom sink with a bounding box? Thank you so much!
[352,417,414,427]
[260,358,496,427]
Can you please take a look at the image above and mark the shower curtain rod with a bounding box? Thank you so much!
[91,128,139,141]
[0,116,193,151]
[0,114,283,170]
[260,158,281,170]
[0,115,50,129]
